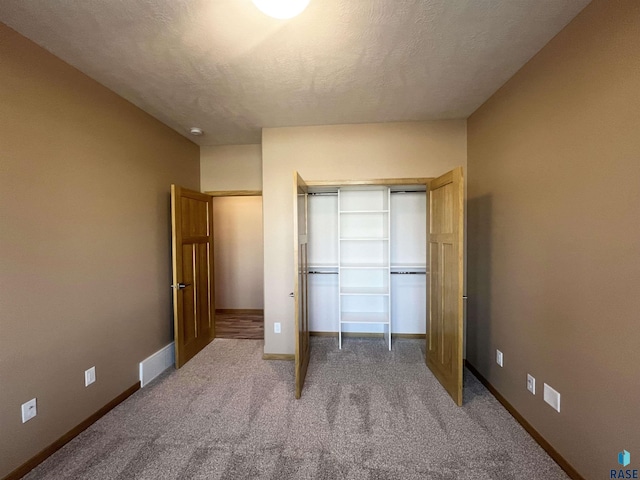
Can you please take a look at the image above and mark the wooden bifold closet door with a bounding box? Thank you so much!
[293,172,310,399]
[426,167,464,406]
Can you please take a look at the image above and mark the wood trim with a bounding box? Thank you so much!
[180,189,211,200]
[428,170,454,190]
[262,353,295,361]
[310,331,341,337]
[215,309,264,315]
[170,184,182,367]
[205,190,262,197]
[310,332,425,339]
[306,178,432,187]
[394,333,426,339]
[3,382,140,480]
[465,361,585,480]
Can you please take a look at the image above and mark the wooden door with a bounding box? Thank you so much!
[426,167,464,405]
[171,185,215,368]
[293,172,310,399]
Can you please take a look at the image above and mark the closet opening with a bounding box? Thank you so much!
[306,184,427,350]
[208,191,264,340]
[294,170,464,405]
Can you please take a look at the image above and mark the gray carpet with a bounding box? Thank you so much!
[24,337,568,479]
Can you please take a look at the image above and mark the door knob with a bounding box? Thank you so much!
[171,283,191,289]
[289,292,294,297]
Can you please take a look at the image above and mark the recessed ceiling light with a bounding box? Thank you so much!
[190,127,203,136]
[252,0,310,19]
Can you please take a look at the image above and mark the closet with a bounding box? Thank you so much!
[307,185,427,350]
[294,169,464,405]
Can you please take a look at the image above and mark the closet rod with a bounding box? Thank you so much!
[391,271,426,275]
[308,271,426,275]
[309,191,424,196]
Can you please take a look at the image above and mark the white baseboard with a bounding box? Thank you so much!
[139,342,174,387]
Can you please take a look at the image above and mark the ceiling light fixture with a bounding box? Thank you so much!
[189,127,203,136]
[252,0,310,19]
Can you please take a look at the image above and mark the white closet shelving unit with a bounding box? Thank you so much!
[338,187,392,350]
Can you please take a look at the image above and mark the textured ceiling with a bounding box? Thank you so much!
[0,0,591,145]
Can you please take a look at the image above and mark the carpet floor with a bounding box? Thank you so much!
[24,337,569,479]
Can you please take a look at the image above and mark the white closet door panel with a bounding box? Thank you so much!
[390,192,426,267]
[309,274,338,332]
[391,274,427,334]
[308,194,338,267]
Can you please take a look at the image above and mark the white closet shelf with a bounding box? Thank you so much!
[339,210,389,214]
[340,263,389,269]
[340,313,389,324]
[339,237,389,241]
[390,265,428,274]
[340,287,389,295]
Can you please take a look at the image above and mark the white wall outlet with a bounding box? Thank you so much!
[21,398,37,423]
[274,322,281,334]
[85,366,96,387]
[544,383,561,412]
[496,349,504,367]
[527,374,536,394]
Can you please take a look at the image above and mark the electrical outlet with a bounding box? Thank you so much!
[544,383,561,412]
[274,322,281,334]
[496,350,504,367]
[21,398,37,423]
[527,374,536,394]
[85,366,96,387]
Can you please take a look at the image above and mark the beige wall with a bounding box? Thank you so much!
[0,24,200,477]
[262,121,466,354]
[213,196,264,310]
[200,144,262,192]
[467,1,640,477]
